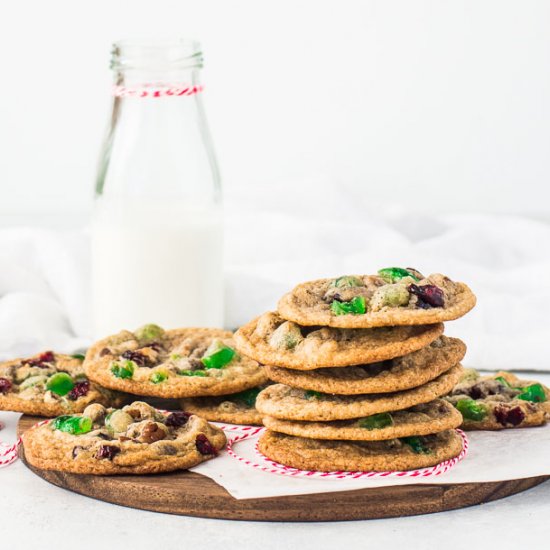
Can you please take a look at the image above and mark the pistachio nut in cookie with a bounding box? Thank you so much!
[0,351,124,417]
[84,324,268,398]
[277,268,476,328]
[181,384,270,426]
[22,400,227,475]
[446,369,550,430]
[256,364,463,421]
[265,336,466,394]
[263,399,462,441]
[258,429,464,472]
[234,311,444,369]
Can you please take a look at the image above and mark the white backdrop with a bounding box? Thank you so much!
[1,0,549,224]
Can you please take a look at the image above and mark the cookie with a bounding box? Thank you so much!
[277,269,476,328]
[258,429,463,472]
[181,385,269,426]
[446,369,550,430]
[234,311,444,369]
[0,351,124,417]
[265,336,465,394]
[256,364,463,421]
[263,399,462,441]
[22,400,227,475]
[84,324,268,398]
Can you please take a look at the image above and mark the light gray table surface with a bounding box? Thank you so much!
[2,372,549,550]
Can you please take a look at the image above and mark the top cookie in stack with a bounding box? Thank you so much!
[235,267,476,472]
[277,269,475,328]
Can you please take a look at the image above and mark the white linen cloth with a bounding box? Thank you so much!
[0,199,549,370]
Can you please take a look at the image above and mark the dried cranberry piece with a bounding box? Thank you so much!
[95,445,121,460]
[24,350,56,368]
[121,350,149,367]
[166,411,192,427]
[38,351,55,363]
[408,284,445,308]
[494,405,525,427]
[68,380,90,400]
[195,434,217,456]
[0,378,13,394]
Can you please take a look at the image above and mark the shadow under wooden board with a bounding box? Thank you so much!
[17,415,549,522]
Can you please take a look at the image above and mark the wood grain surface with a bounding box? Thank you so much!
[17,415,549,522]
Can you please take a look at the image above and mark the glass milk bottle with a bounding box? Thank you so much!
[92,40,223,337]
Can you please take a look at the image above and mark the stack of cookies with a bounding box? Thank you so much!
[235,267,477,472]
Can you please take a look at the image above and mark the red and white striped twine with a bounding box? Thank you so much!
[0,418,49,468]
[112,84,204,98]
[225,427,469,480]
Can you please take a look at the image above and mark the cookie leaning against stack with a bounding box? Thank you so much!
[235,268,476,472]
[446,369,550,430]
[84,323,269,425]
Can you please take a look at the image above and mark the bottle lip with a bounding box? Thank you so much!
[111,38,203,71]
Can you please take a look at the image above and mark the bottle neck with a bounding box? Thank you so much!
[95,40,220,204]
[109,40,205,105]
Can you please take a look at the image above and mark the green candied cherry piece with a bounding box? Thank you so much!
[378,267,420,284]
[304,390,324,400]
[52,415,93,435]
[179,370,207,377]
[71,353,86,361]
[401,436,432,454]
[494,375,546,403]
[517,383,547,403]
[110,360,135,379]
[358,413,394,430]
[330,276,364,288]
[230,387,262,407]
[330,296,366,316]
[105,409,134,433]
[46,372,75,396]
[134,323,165,344]
[52,415,72,429]
[456,398,488,421]
[201,340,236,369]
[150,371,168,384]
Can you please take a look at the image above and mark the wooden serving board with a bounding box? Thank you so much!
[17,416,549,522]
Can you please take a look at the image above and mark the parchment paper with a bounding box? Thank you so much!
[191,423,550,500]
